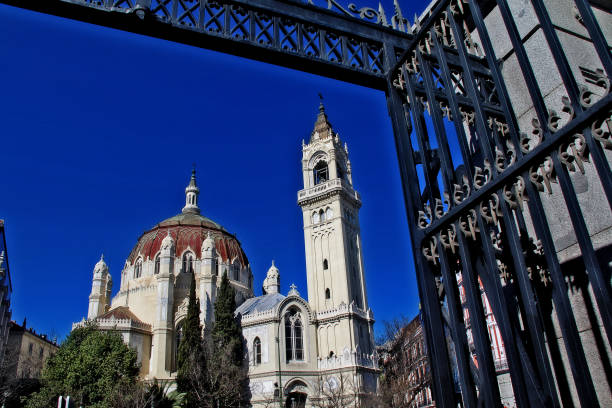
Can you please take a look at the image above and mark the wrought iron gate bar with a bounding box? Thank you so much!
[384,75,458,408]
[0,0,412,89]
[430,14,560,405]
[389,0,611,406]
[416,93,612,238]
[458,9,600,403]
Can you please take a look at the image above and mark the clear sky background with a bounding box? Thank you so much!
[0,0,430,341]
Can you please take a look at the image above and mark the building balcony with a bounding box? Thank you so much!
[297,178,360,205]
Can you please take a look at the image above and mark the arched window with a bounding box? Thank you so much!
[319,209,325,222]
[253,337,262,365]
[326,207,333,219]
[313,161,329,185]
[134,259,142,278]
[154,254,160,275]
[312,211,320,224]
[182,252,194,274]
[285,309,304,362]
[325,288,331,299]
[174,322,184,370]
[323,259,328,270]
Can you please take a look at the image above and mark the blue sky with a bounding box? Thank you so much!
[0,0,430,341]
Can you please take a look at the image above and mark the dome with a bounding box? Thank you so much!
[126,211,249,268]
[125,170,248,268]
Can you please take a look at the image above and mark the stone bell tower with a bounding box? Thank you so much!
[298,102,374,356]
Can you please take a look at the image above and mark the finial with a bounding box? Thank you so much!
[318,93,325,112]
[289,283,300,296]
[183,166,201,214]
[100,253,104,261]
[272,259,275,267]
[288,283,300,297]
[378,2,388,26]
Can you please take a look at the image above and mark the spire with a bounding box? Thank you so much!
[182,167,200,214]
[311,96,334,143]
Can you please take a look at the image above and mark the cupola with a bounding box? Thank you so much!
[93,254,108,278]
[263,260,280,295]
[182,168,200,214]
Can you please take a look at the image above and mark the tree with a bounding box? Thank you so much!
[212,271,243,364]
[177,272,247,408]
[25,323,139,408]
[311,372,358,408]
[176,272,204,407]
[210,271,248,407]
[376,316,432,408]
[107,379,183,408]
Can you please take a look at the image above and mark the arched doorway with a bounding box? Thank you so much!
[284,380,308,408]
[285,392,306,408]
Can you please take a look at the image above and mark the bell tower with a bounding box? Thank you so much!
[298,102,374,356]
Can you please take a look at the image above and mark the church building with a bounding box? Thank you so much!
[74,103,379,406]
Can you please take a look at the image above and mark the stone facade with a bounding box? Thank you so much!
[76,104,379,406]
[5,320,58,380]
[74,169,255,379]
[238,104,378,407]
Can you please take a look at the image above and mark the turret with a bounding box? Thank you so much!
[152,231,175,377]
[88,255,111,319]
[199,231,218,327]
[263,260,280,295]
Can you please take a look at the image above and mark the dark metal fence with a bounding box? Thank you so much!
[385,0,611,406]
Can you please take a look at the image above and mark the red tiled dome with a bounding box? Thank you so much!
[126,212,248,267]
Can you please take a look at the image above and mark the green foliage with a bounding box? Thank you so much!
[177,271,248,408]
[176,272,204,407]
[212,271,243,365]
[25,323,139,408]
[107,379,181,408]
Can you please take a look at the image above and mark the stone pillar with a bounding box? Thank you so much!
[200,232,217,329]
[151,232,175,378]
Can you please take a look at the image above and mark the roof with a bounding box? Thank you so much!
[8,321,58,347]
[126,212,249,267]
[235,293,286,316]
[97,306,146,324]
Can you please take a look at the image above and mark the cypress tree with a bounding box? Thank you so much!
[176,272,203,402]
[212,271,243,364]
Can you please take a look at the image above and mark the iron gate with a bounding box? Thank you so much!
[385,1,611,406]
[1,0,611,406]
